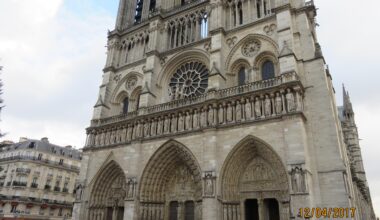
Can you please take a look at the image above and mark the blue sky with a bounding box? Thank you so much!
[0,0,379,216]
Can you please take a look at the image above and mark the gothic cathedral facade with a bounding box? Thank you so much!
[73,0,376,219]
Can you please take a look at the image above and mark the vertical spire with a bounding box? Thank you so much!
[342,84,354,121]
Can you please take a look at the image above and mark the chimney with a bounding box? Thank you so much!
[41,137,49,143]
[19,137,28,142]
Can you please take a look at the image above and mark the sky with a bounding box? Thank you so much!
[0,0,379,216]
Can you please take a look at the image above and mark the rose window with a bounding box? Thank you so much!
[169,61,209,99]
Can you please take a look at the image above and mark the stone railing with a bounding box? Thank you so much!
[85,71,304,149]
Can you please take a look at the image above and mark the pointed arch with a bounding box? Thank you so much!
[89,159,127,207]
[220,135,289,201]
[110,71,144,104]
[139,139,203,202]
[225,34,279,71]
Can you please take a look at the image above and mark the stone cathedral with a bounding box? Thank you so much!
[73,0,376,219]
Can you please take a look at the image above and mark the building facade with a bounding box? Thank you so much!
[0,138,82,220]
[74,0,376,219]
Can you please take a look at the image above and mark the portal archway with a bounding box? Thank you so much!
[88,160,127,220]
[139,140,203,220]
[220,136,290,220]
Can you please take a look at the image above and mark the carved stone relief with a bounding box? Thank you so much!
[264,24,277,36]
[241,40,261,57]
[290,166,307,194]
[126,76,138,90]
[203,171,216,197]
[126,177,137,200]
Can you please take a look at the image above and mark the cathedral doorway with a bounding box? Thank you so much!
[220,136,290,220]
[87,160,127,220]
[139,140,203,220]
[245,199,259,220]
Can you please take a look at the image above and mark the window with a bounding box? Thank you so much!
[149,0,156,12]
[11,204,18,213]
[58,208,63,216]
[169,61,209,99]
[134,0,144,24]
[28,142,36,148]
[123,97,129,114]
[59,159,64,165]
[169,201,179,220]
[238,2,243,25]
[238,67,246,86]
[37,153,43,160]
[261,61,275,80]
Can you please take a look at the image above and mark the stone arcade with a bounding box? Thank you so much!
[73,0,376,219]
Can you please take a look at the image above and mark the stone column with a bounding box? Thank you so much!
[258,199,265,220]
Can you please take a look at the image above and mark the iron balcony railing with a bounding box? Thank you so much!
[0,156,80,172]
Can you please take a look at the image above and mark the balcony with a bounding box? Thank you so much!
[31,183,38,189]
[0,156,80,173]
[16,168,31,175]
[62,188,69,193]
[12,181,27,187]
[86,71,305,149]
[44,185,51,190]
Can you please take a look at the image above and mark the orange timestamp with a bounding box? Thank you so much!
[298,207,356,218]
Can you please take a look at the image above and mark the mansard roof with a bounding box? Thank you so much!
[0,138,82,160]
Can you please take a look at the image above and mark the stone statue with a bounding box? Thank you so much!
[185,112,192,130]
[175,86,181,100]
[157,118,163,135]
[164,116,170,134]
[292,167,305,193]
[218,104,224,124]
[254,97,262,118]
[236,101,242,122]
[275,92,282,114]
[204,172,214,196]
[178,113,184,131]
[245,99,252,120]
[171,114,177,132]
[226,103,233,122]
[151,119,157,136]
[200,108,207,127]
[208,106,214,126]
[137,122,142,138]
[126,125,132,141]
[193,110,199,129]
[126,178,135,199]
[264,95,271,116]
[144,121,150,137]
[286,88,295,112]
[75,184,83,201]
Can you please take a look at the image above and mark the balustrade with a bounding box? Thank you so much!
[86,72,304,149]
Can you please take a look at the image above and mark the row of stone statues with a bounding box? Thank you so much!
[86,88,302,147]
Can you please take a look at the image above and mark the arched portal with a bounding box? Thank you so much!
[88,161,127,220]
[220,136,290,220]
[139,140,203,220]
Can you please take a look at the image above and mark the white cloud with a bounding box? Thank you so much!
[0,0,114,147]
